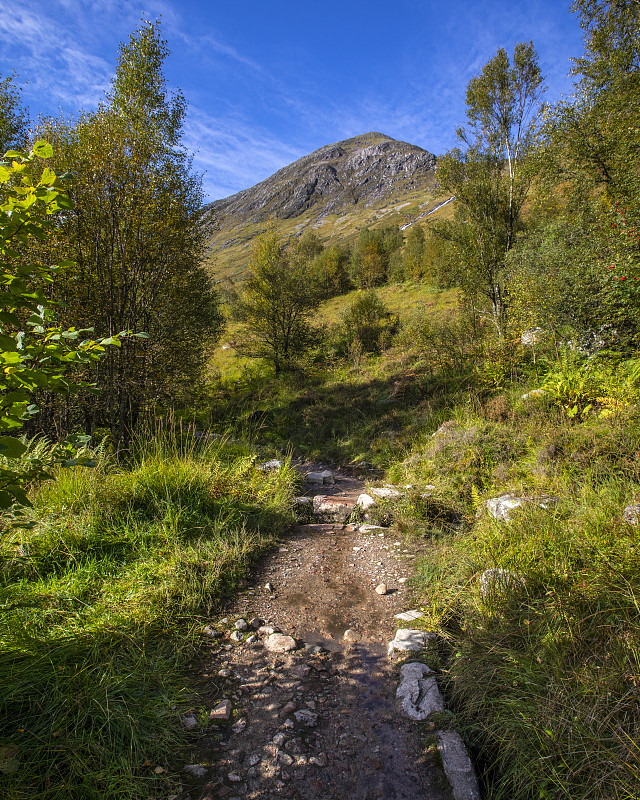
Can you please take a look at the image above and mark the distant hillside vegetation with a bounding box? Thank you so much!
[202,132,452,282]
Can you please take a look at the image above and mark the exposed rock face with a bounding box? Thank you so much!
[203,132,436,229]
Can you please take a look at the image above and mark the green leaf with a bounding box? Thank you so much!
[0,436,27,458]
[31,141,53,158]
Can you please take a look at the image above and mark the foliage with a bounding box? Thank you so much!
[0,143,126,510]
[0,73,28,155]
[350,225,403,288]
[0,429,296,799]
[37,22,223,449]
[336,290,398,354]
[231,229,322,375]
[434,43,545,335]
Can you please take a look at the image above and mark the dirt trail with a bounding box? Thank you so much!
[184,464,450,800]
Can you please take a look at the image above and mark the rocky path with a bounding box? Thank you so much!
[179,464,457,800]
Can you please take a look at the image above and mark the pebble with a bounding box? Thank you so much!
[375,583,388,595]
[250,617,263,629]
[246,634,258,644]
[258,625,280,636]
[181,713,198,730]
[343,628,360,642]
[202,625,222,638]
[209,700,232,721]
[218,668,231,677]
[228,772,242,782]
[294,709,318,727]
[231,718,247,733]
[221,617,229,624]
[183,764,208,778]
[235,619,249,631]
[248,754,261,767]
[273,732,286,746]
[230,631,244,642]
[265,582,274,592]
[309,753,328,767]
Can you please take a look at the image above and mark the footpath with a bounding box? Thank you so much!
[179,462,480,800]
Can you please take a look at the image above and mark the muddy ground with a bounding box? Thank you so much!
[177,464,451,800]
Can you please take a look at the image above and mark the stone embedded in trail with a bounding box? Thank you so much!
[294,709,318,727]
[306,470,335,486]
[249,617,263,629]
[375,583,388,595]
[209,700,232,721]
[264,633,298,653]
[229,630,244,642]
[258,625,280,636]
[388,628,436,656]
[312,494,356,523]
[359,524,387,533]
[396,662,444,721]
[183,764,208,778]
[437,729,481,800]
[394,610,423,622]
[343,628,360,642]
[235,618,249,631]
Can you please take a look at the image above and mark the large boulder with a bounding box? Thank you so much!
[312,494,356,523]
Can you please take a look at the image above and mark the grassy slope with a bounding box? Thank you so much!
[0,433,297,800]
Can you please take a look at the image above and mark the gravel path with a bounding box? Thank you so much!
[180,465,450,800]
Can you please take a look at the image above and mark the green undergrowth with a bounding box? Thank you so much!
[0,433,297,800]
[390,394,640,800]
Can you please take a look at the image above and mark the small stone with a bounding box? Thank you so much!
[258,625,280,636]
[294,709,318,727]
[396,662,444,720]
[182,713,198,730]
[264,633,298,653]
[375,583,388,595]
[230,630,244,642]
[343,629,360,642]
[310,753,328,767]
[264,582,274,592]
[209,700,232,721]
[246,634,258,644]
[153,766,166,774]
[217,668,231,677]
[248,754,261,767]
[388,628,437,655]
[249,617,264,629]
[280,701,297,716]
[235,618,249,631]
[623,503,640,526]
[257,459,282,470]
[371,487,401,499]
[279,752,294,766]
[228,772,242,782]
[273,732,286,746]
[357,493,377,511]
[398,577,407,584]
[183,764,208,778]
[202,625,223,638]
[221,617,229,624]
[231,718,247,734]
[394,610,423,622]
[284,718,295,728]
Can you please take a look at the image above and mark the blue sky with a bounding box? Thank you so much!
[0,0,585,201]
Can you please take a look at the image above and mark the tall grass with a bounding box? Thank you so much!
[0,431,297,799]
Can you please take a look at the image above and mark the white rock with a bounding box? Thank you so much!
[485,494,558,522]
[235,618,248,631]
[371,487,401,499]
[306,470,334,485]
[396,662,444,720]
[623,503,640,526]
[521,388,546,401]
[388,628,436,656]
[258,625,280,636]
[394,610,423,622]
[437,730,481,800]
[343,629,360,642]
[264,633,298,653]
[258,459,283,470]
[246,634,258,644]
[230,630,244,642]
[264,582,274,592]
[359,524,386,533]
[375,583,388,595]
[357,493,377,511]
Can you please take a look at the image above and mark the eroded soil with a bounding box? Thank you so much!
[180,465,449,800]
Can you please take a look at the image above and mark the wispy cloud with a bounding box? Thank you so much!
[183,107,305,201]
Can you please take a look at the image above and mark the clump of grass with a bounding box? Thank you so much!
[0,432,297,799]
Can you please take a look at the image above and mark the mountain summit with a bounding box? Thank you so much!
[204,133,437,226]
